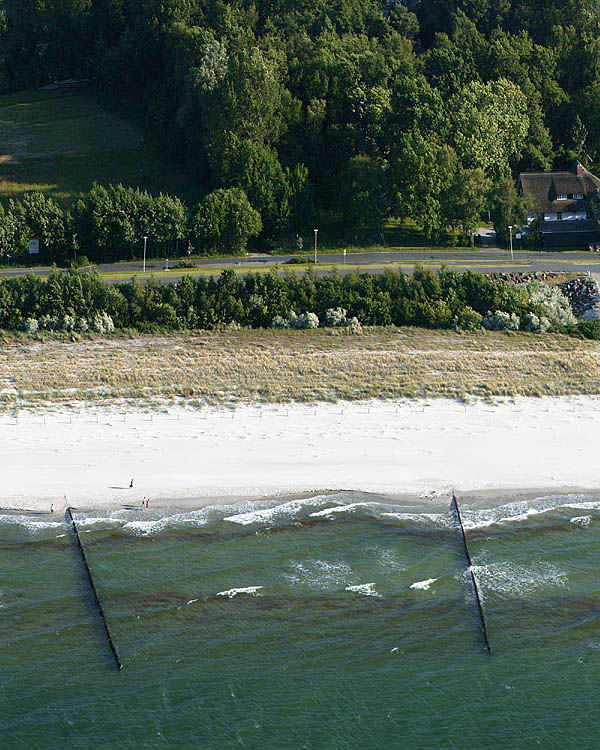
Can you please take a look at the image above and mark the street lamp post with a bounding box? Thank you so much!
[143,235,148,272]
[508,225,514,262]
[314,228,318,264]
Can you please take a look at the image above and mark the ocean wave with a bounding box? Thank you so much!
[310,502,374,519]
[73,516,124,530]
[345,583,382,598]
[223,494,344,526]
[72,505,228,536]
[570,515,592,527]
[470,561,567,597]
[0,514,64,535]
[216,586,263,598]
[5,491,600,540]
[122,518,174,535]
[284,559,353,590]
[459,494,600,531]
[365,545,407,572]
[409,578,438,591]
[381,512,450,528]
[564,501,600,511]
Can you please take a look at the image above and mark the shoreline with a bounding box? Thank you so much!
[3,395,600,514]
[3,486,600,523]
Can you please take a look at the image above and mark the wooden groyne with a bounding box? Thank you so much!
[452,495,492,653]
[66,507,123,670]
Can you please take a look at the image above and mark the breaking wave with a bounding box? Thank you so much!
[3,491,600,539]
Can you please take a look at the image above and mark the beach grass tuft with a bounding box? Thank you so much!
[1,327,599,410]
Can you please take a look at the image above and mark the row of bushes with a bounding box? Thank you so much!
[0,184,261,265]
[0,265,580,335]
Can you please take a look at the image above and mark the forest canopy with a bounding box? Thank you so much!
[1,0,598,247]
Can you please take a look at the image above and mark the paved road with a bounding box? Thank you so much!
[3,248,600,282]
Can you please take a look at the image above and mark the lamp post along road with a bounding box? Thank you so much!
[314,229,318,264]
[143,235,148,272]
[508,225,514,262]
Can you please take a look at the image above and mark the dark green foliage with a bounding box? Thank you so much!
[191,188,262,255]
[489,177,528,245]
[1,184,188,265]
[0,265,560,335]
[4,0,600,243]
[563,320,600,340]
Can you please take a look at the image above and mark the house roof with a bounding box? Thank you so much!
[519,162,600,214]
[541,219,598,234]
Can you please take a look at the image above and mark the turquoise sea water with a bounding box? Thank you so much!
[3,491,600,749]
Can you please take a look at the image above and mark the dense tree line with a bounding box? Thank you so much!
[0,266,577,335]
[2,1,600,244]
[0,184,261,263]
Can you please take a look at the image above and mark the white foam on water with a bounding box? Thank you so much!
[284,559,353,590]
[223,494,344,525]
[470,561,567,597]
[461,494,600,530]
[310,502,371,518]
[216,586,263,598]
[460,500,549,530]
[366,545,406,572]
[74,516,123,529]
[122,518,172,535]
[345,582,382,598]
[570,515,592,527]
[409,578,438,591]
[122,511,207,535]
[564,501,600,511]
[186,598,198,605]
[0,514,64,534]
[381,512,450,527]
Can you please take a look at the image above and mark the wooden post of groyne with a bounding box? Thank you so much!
[67,507,123,670]
[452,495,492,653]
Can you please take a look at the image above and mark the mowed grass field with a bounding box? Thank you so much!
[0,327,598,410]
[0,88,199,205]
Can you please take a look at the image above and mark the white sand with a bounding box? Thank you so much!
[2,396,599,512]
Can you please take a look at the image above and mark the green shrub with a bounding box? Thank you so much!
[453,306,482,331]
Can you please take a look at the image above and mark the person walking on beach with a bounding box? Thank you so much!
[50,503,54,513]
[130,478,134,488]
[146,498,150,509]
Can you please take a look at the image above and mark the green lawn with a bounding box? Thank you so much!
[0,88,201,206]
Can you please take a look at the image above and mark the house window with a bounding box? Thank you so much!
[573,193,584,200]
[556,194,567,200]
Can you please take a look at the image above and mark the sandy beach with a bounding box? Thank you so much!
[1,395,599,513]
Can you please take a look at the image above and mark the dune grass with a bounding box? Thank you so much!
[0,89,200,206]
[0,327,598,411]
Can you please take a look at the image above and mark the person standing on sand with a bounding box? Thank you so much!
[130,478,134,488]
[146,498,150,509]
[50,503,54,513]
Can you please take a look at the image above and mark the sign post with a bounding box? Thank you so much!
[28,239,39,255]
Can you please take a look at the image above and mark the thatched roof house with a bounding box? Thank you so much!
[518,161,600,248]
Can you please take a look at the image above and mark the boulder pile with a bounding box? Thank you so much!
[556,276,600,320]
